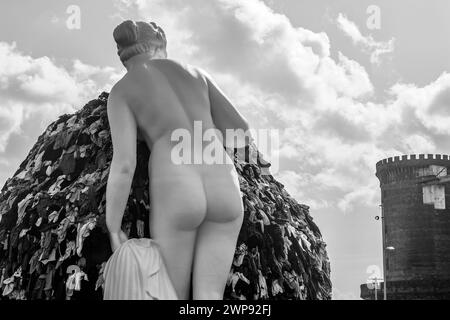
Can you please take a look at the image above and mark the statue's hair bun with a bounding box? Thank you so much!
[113,20,167,63]
[113,20,138,47]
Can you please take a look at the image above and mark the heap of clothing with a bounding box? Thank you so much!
[0,92,331,300]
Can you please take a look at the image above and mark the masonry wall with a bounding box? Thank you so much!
[376,154,450,299]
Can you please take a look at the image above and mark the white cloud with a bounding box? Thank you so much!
[390,72,450,135]
[0,41,120,156]
[0,42,78,103]
[115,0,373,106]
[275,170,309,199]
[336,13,394,65]
[0,103,23,152]
[337,185,378,213]
[275,170,329,210]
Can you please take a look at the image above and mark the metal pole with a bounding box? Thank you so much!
[374,279,378,300]
[381,204,387,300]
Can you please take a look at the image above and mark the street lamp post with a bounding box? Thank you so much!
[375,279,378,301]
[380,204,387,300]
[384,246,395,299]
[378,204,395,300]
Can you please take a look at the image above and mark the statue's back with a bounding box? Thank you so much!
[117,58,217,149]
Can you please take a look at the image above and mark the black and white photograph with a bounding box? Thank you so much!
[0,0,449,309]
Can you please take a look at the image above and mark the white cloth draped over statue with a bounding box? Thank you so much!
[103,238,178,300]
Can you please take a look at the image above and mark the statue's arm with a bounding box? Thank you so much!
[105,87,137,251]
[199,69,252,149]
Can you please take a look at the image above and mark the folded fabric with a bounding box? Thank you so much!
[59,153,76,175]
[35,217,43,227]
[56,217,73,243]
[233,251,246,267]
[258,210,271,225]
[271,279,284,296]
[300,233,311,252]
[76,217,97,256]
[58,241,76,263]
[66,273,77,299]
[95,262,106,291]
[74,271,88,291]
[2,276,15,296]
[13,267,22,278]
[33,151,45,174]
[19,228,30,239]
[16,194,34,226]
[136,219,145,238]
[48,175,67,196]
[15,170,27,180]
[67,115,77,126]
[69,189,81,203]
[103,238,178,300]
[44,265,55,291]
[227,272,239,292]
[29,249,42,274]
[45,164,52,176]
[228,271,250,293]
[258,270,269,299]
[48,210,60,223]
[41,247,57,265]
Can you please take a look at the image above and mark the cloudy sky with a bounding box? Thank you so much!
[0,0,449,299]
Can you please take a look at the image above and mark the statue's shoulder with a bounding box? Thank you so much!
[108,77,129,104]
[109,81,123,97]
[113,70,135,91]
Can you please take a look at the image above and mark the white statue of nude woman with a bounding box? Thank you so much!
[104,20,250,300]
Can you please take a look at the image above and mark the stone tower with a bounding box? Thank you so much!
[375,154,450,299]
